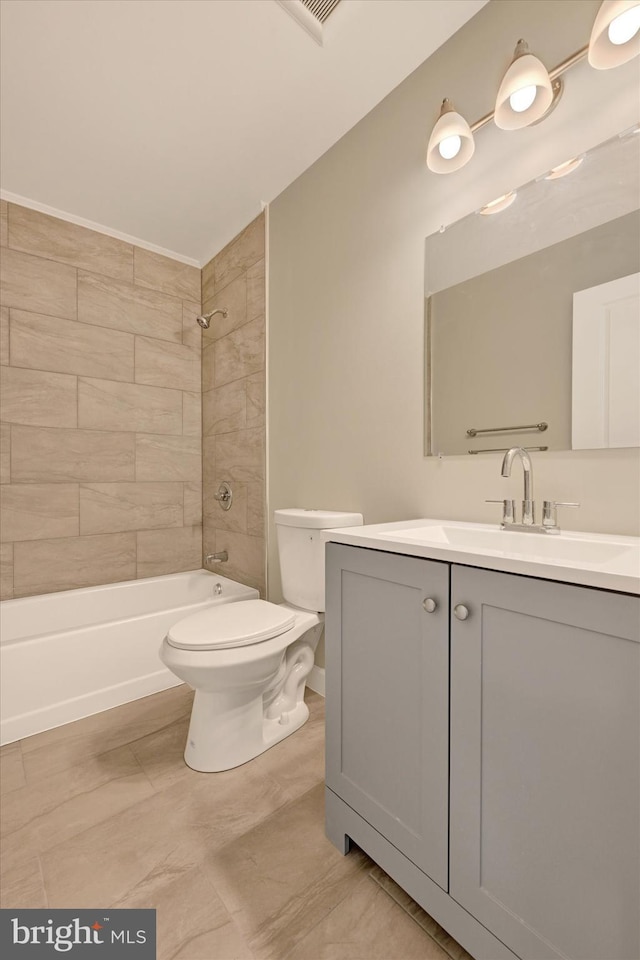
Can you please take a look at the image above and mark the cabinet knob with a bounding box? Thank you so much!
[454,604,470,621]
[423,598,437,613]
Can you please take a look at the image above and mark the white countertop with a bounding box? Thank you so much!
[323,518,640,595]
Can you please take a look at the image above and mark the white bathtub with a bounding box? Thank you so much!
[0,570,258,745]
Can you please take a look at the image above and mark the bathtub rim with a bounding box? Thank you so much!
[0,568,256,645]
[0,569,259,744]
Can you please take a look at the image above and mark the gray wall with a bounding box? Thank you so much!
[268,0,640,616]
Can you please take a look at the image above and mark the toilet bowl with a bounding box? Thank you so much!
[160,508,363,772]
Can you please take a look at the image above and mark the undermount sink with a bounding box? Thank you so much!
[375,523,634,566]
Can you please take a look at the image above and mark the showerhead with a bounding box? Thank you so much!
[196,308,228,329]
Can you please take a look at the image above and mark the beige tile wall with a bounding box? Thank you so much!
[0,203,202,598]
[201,214,266,595]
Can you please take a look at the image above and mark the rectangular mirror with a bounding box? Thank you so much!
[424,127,640,457]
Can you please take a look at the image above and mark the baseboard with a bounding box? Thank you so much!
[307,664,325,697]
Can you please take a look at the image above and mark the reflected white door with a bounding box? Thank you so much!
[572,272,640,449]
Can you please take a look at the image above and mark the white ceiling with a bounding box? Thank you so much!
[0,0,487,265]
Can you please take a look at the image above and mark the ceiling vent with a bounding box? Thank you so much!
[275,0,343,46]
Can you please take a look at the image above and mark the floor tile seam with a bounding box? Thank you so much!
[16,691,192,760]
[0,773,27,801]
[1,767,157,857]
[58,705,191,754]
[106,842,202,910]
[275,866,415,960]
[19,721,189,776]
[241,849,371,958]
[229,776,322,840]
[6,744,154,808]
[36,853,50,909]
[0,852,50,908]
[111,741,160,795]
[125,711,194,755]
[254,873,365,960]
[33,773,172,869]
[164,904,250,960]
[192,789,316,922]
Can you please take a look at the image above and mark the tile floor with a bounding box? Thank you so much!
[0,686,469,960]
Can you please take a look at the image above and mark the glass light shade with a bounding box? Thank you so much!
[494,43,554,130]
[427,100,475,174]
[589,1,640,68]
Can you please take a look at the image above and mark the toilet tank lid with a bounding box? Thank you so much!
[274,509,363,529]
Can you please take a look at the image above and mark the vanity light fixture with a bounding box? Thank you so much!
[426,99,475,173]
[494,40,558,130]
[426,0,640,174]
[589,0,640,69]
[478,191,517,215]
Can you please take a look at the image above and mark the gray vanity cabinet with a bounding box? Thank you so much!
[325,543,450,890]
[325,542,640,960]
[450,565,640,960]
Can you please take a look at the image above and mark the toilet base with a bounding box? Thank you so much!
[182,620,323,773]
[184,696,311,772]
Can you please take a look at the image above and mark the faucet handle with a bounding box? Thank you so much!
[542,500,580,529]
[486,499,516,525]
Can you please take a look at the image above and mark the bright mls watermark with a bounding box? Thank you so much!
[0,910,156,958]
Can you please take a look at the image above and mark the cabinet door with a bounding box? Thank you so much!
[325,543,449,890]
[450,565,640,960]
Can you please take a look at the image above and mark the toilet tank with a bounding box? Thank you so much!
[275,509,363,612]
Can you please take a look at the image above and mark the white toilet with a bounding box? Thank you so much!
[160,508,363,772]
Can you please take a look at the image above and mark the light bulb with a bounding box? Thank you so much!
[608,5,640,44]
[509,84,537,113]
[438,135,462,160]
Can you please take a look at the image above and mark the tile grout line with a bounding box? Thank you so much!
[2,305,183,346]
[36,855,50,909]
[4,242,135,289]
[6,230,198,303]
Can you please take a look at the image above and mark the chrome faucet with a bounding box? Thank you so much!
[501,446,535,525]
[204,551,228,564]
[486,446,580,533]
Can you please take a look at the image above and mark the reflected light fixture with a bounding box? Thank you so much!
[589,0,640,68]
[426,0,640,175]
[543,156,585,180]
[478,191,517,215]
[494,40,558,130]
[426,99,475,173]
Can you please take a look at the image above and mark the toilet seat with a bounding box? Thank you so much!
[166,599,296,651]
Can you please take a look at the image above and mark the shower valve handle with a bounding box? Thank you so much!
[213,482,233,511]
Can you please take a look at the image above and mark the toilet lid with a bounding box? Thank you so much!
[166,599,296,651]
